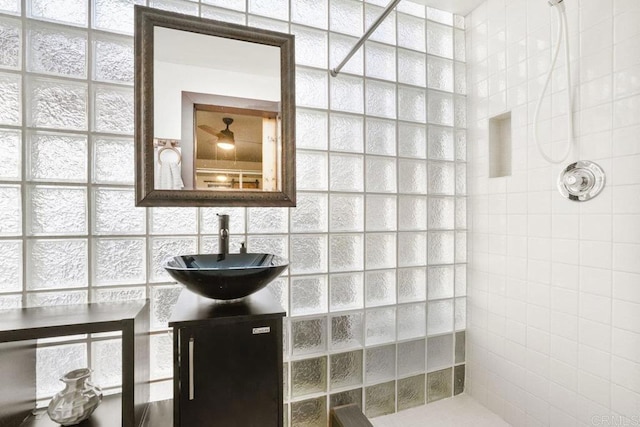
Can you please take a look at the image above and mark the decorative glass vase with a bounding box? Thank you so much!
[47,368,103,426]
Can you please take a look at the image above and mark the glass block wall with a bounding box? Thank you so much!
[0,0,467,423]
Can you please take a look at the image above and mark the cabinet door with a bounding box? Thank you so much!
[177,319,283,427]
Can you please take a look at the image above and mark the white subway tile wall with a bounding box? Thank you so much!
[0,0,467,422]
[467,0,640,425]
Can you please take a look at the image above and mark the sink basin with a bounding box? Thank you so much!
[163,253,288,300]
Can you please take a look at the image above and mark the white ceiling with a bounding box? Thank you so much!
[409,0,485,15]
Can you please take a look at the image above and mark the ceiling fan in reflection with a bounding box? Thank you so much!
[198,117,261,150]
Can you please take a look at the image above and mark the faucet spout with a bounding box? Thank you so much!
[217,214,229,255]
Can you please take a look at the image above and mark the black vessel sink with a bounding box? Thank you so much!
[163,253,288,300]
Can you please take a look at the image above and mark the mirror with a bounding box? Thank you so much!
[134,6,296,207]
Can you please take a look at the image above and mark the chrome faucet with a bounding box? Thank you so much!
[217,214,229,255]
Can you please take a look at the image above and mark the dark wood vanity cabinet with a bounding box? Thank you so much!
[169,289,285,427]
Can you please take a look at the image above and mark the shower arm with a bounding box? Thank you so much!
[330,0,403,77]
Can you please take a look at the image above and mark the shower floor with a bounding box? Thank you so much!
[371,394,511,427]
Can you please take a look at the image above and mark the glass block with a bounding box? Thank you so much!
[365,270,395,307]
[330,153,363,192]
[93,34,133,83]
[365,307,395,346]
[330,74,364,114]
[365,157,396,193]
[0,294,22,309]
[398,196,426,232]
[93,188,145,235]
[93,286,146,303]
[0,0,19,15]
[455,331,465,364]
[330,312,363,349]
[92,339,122,388]
[398,232,427,267]
[150,333,173,380]
[365,42,395,81]
[398,122,426,159]
[200,207,245,234]
[247,207,288,234]
[0,129,20,180]
[398,86,426,124]
[455,297,466,330]
[427,7,453,25]
[398,48,426,87]
[398,267,426,303]
[27,290,87,306]
[398,159,427,194]
[365,233,396,270]
[330,0,362,37]
[0,240,21,292]
[27,131,87,182]
[454,15,464,29]
[365,195,396,232]
[292,25,327,69]
[27,239,87,290]
[93,0,143,35]
[398,374,426,411]
[364,381,395,418]
[247,235,288,258]
[200,6,245,24]
[427,368,452,402]
[330,350,363,389]
[150,237,197,282]
[36,343,87,399]
[266,277,288,316]
[0,17,20,70]
[397,1,424,17]
[454,29,465,62]
[398,13,425,52]
[297,109,328,151]
[456,164,467,195]
[290,276,328,316]
[455,265,466,297]
[428,126,454,161]
[291,193,328,233]
[202,0,244,11]
[454,364,465,395]
[248,0,287,20]
[427,21,453,59]
[292,356,327,397]
[427,265,454,300]
[330,113,363,153]
[455,130,466,161]
[427,334,453,371]
[398,303,427,340]
[0,72,20,125]
[454,96,466,128]
[329,194,364,232]
[292,317,327,356]
[247,15,289,32]
[330,388,362,409]
[148,0,198,15]
[27,25,86,77]
[292,0,328,29]
[427,91,454,126]
[284,361,289,399]
[290,235,327,275]
[28,186,87,236]
[428,231,455,265]
[0,185,20,236]
[365,344,395,384]
[364,4,395,44]
[297,150,328,191]
[330,33,362,75]
[93,85,133,134]
[365,80,396,119]
[427,56,454,92]
[427,299,454,335]
[29,0,87,26]
[329,234,364,272]
[93,238,145,285]
[365,118,395,156]
[291,396,327,427]
[427,197,455,230]
[93,136,134,184]
[159,290,196,327]
[454,63,466,94]
[329,273,363,312]
[296,68,328,109]
[27,77,87,130]
[428,162,455,195]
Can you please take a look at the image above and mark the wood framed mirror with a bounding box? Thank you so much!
[134,6,296,207]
